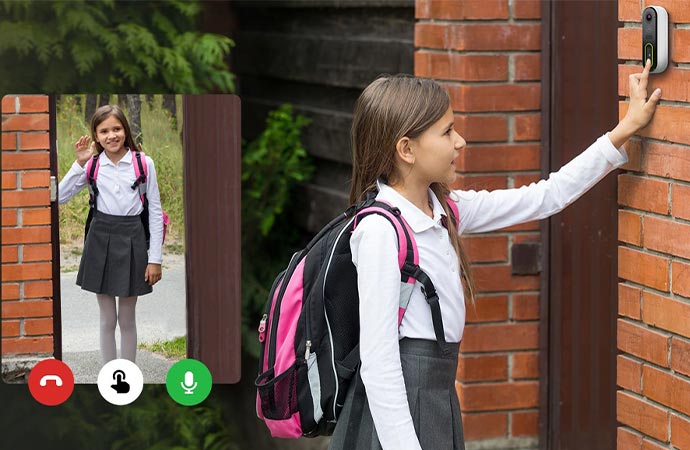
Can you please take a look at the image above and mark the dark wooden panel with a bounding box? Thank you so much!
[49,94,62,360]
[544,2,619,449]
[183,95,242,384]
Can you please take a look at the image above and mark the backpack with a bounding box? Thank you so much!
[255,193,460,439]
[84,149,170,249]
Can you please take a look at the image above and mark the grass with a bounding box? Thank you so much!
[57,95,185,248]
[138,336,187,359]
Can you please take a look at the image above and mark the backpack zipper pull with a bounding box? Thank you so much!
[305,340,312,360]
[258,314,267,343]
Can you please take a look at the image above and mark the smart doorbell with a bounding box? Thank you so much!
[642,6,669,73]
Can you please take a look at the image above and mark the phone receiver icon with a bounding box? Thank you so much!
[39,374,63,387]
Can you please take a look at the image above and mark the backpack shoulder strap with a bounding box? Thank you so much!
[85,153,100,183]
[131,150,148,203]
[444,196,460,229]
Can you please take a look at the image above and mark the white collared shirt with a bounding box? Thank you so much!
[350,132,628,450]
[58,150,164,264]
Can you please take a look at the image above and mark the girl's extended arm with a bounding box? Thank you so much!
[57,160,88,204]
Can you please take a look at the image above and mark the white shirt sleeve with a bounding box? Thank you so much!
[145,156,164,264]
[57,160,87,204]
[455,132,629,234]
[351,214,423,450]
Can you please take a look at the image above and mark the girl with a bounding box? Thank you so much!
[58,104,164,365]
[329,59,661,450]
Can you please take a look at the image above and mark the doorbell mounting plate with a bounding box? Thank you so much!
[642,6,669,74]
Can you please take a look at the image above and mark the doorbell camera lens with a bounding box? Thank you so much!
[646,13,652,20]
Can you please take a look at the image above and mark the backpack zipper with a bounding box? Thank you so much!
[258,267,288,372]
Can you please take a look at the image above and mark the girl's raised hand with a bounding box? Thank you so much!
[624,58,662,132]
[75,135,95,167]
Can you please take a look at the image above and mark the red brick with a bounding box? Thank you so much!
[513,174,540,189]
[618,246,669,292]
[618,0,640,21]
[621,137,643,172]
[1,226,51,245]
[643,364,690,416]
[618,174,670,215]
[671,414,690,450]
[473,265,540,292]
[414,23,448,49]
[1,114,49,132]
[671,337,690,379]
[511,410,538,437]
[673,184,690,221]
[2,171,17,190]
[514,113,540,141]
[2,283,20,300]
[616,391,669,441]
[457,354,507,382]
[618,427,644,450]
[21,208,51,226]
[514,54,541,81]
[461,322,538,352]
[448,24,541,51]
[415,53,508,81]
[2,190,50,208]
[513,352,538,379]
[452,175,507,191]
[2,245,18,263]
[513,0,541,19]
[23,280,52,299]
[2,209,18,226]
[20,171,50,188]
[619,283,642,320]
[675,29,690,62]
[617,354,643,394]
[466,294,508,323]
[644,141,690,183]
[457,144,540,172]
[18,96,48,113]
[2,320,19,337]
[460,381,538,411]
[618,318,670,367]
[19,132,49,151]
[2,336,52,354]
[464,235,508,263]
[2,132,17,150]
[645,216,690,259]
[618,27,641,60]
[642,290,690,339]
[2,95,16,113]
[512,234,539,244]
[2,262,52,282]
[461,412,508,440]
[455,115,508,142]
[23,244,52,262]
[642,439,668,450]
[673,260,690,300]
[24,317,52,336]
[621,103,690,147]
[512,293,539,320]
[416,0,509,19]
[448,84,540,112]
[2,300,52,318]
[618,210,642,247]
[0,152,50,170]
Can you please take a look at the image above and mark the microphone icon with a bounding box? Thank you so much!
[181,370,198,394]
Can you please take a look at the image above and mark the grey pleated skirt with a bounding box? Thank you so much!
[329,338,465,450]
[76,210,152,297]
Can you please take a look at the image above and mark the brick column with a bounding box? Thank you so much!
[1,95,54,372]
[415,1,541,447]
[617,1,690,449]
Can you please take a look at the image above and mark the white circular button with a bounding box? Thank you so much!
[97,359,144,406]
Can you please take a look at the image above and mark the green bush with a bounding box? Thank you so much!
[241,104,313,358]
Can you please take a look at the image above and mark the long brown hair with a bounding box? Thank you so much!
[349,74,477,305]
[90,104,138,154]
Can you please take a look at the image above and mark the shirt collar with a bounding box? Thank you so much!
[375,179,446,233]
[99,148,133,167]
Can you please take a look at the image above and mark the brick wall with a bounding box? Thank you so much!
[617,1,690,449]
[1,95,54,361]
[415,1,541,447]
